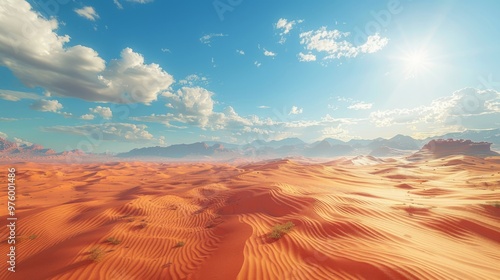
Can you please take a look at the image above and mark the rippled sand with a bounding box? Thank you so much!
[1,156,499,279]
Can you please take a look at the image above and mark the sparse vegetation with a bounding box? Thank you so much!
[106,237,121,245]
[268,221,295,239]
[175,241,185,247]
[88,247,105,262]
[28,234,38,240]
[139,221,148,229]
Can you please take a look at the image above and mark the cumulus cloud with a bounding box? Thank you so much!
[370,88,500,130]
[289,106,303,115]
[162,87,216,127]
[131,87,255,130]
[254,61,262,67]
[298,52,316,62]
[90,106,113,119]
[236,49,245,55]
[30,99,63,112]
[348,102,373,110]
[14,137,32,146]
[0,90,40,101]
[258,105,270,109]
[0,131,7,139]
[263,48,276,57]
[0,1,174,104]
[80,114,95,120]
[74,6,99,21]
[43,123,155,142]
[200,33,227,45]
[275,18,303,44]
[299,27,388,60]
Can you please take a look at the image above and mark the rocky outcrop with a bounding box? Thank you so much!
[408,139,499,160]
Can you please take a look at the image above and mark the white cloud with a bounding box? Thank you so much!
[289,106,303,115]
[348,102,373,110]
[43,123,155,142]
[178,74,207,86]
[132,88,364,143]
[74,6,99,21]
[299,27,388,60]
[275,18,303,44]
[114,0,124,9]
[0,118,17,121]
[161,48,171,53]
[369,88,500,129]
[359,34,389,54]
[298,52,316,62]
[30,99,63,112]
[0,131,7,139]
[14,137,32,146]
[200,33,227,45]
[61,112,73,118]
[80,114,95,120]
[162,87,216,127]
[263,49,276,57]
[254,61,262,67]
[126,0,154,3]
[0,90,40,101]
[132,87,254,130]
[131,114,186,128]
[258,105,270,109]
[236,49,245,55]
[0,2,174,104]
[90,106,113,119]
[320,125,350,140]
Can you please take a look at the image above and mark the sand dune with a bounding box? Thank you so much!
[1,156,499,279]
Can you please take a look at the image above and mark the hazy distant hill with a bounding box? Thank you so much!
[117,142,232,158]
[305,140,354,157]
[369,134,420,150]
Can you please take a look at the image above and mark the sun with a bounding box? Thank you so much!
[403,50,431,79]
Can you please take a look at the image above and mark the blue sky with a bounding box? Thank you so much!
[1,0,499,153]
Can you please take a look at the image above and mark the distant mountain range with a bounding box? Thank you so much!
[117,128,500,159]
[1,128,499,161]
[0,138,103,162]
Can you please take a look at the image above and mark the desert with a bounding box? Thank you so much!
[1,152,499,279]
[2,1,500,279]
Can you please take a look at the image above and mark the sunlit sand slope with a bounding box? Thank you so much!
[0,156,499,279]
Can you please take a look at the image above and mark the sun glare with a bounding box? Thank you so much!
[403,50,431,78]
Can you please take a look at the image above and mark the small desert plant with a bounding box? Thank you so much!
[88,247,105,262]
[28,234,38,240]
[106,237,121,245]
[268,221,295,239]
[175,241,185,247]
[139,222,148,229]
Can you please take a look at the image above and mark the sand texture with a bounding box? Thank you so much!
[1,156,499,279]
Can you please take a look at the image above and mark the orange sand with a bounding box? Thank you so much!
[1,156,499,279]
